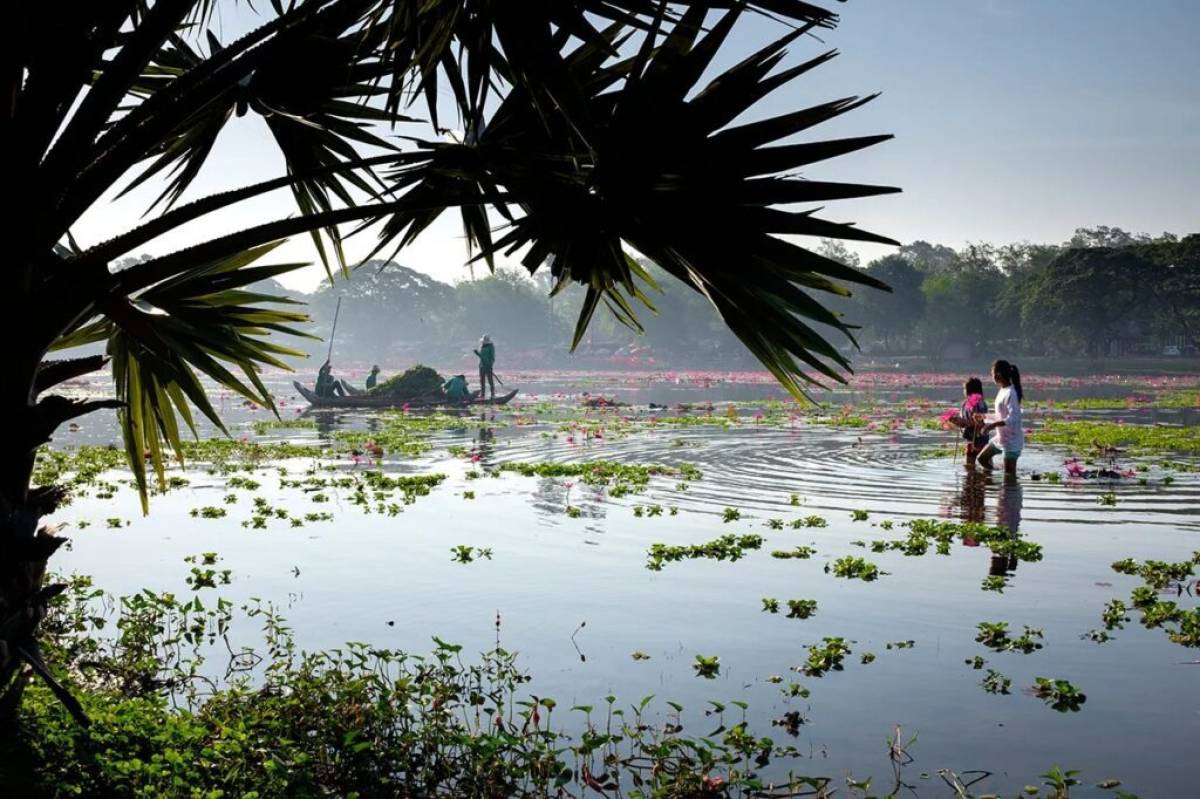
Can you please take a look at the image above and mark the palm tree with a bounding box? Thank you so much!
[0,0,897,722]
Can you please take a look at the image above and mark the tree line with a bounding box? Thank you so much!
[294,226,1197,368]
[831,226,1198,359]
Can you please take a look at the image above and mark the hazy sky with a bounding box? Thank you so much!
[74,0,1200,292]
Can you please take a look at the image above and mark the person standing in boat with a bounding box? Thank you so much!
[365,364,381,391]
[474,335,496,400]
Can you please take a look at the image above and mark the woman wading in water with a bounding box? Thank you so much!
[977,360,1024,476]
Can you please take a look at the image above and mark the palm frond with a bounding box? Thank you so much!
[367,3,896,396]
[55,242,315,510]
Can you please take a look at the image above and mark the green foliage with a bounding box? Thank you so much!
[771,546,817,560]
[785,600,818,620]
[646,534,764,571]
[1032,678,1087,712]
[18,577,842,799]
[826,556,881,581]
[981,669,1011,695]
[692,655,721,679]
[450,545,493,564]
[975,622,1044,654]
[1033,419,1200,454]
[498,461,695,497]
[801,638,852,677]
[370,364,445,398]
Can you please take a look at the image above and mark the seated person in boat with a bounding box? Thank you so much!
[315,361,345,398]
[365,365,381,390]
[443,374,471,402]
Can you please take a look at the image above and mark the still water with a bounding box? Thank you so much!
[50,369,1200,795]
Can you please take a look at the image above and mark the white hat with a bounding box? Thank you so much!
[481,335,492,344]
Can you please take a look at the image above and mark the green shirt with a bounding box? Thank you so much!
[444,376,469,401]
[365,372,378,390]
[478,342,495,369]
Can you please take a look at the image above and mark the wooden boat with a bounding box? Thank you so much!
[294,381,518,409]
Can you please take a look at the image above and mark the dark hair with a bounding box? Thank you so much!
[992,360,1023,401]
[964,377,984,396]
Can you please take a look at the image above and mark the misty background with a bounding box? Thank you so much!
[113,225,1198,376]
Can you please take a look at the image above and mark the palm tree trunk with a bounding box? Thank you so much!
[0,355,89,726]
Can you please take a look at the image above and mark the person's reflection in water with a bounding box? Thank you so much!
[474,412,496,463]
[312,410,338,442]
[989,474,1024,576]
[952,469,988,525]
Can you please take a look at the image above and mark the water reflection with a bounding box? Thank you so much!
[946,471,1025,576]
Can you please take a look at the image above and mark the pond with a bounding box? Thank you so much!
[44,368,1200,796]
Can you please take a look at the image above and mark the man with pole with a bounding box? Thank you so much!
[473,335,496,400]
[315,298,345,398]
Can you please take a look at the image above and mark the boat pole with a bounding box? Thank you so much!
[326,296,342,363]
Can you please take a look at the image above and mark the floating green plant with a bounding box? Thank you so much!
[692,654,720,679]
[800,637,851,677]
[189,506,227,519]
[1032,419,1200,454]
[1111,555,1197,589]
[761,598,780,614]
[981,575,1008,593]
[785,599,818,620]
[975,622,1044,654]
[827,556,881,582]
[450,546,493,564]
[645,534,764,571]
[1032,678,1087,712]
[722,507,741,523]
[771,546,816,560]
[791,516,827,529]
[981,669,1011,695]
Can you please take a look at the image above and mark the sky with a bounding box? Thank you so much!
[73,0,1200,293]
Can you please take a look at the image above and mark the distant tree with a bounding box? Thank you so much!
[1068,226,1144,249]
[817,239,862,269]
[899,240,958,273]
[850,255,926,352]
[308,262,457,361]
[1067,226,1178,249]
[995,242,1061,276]
[919,247,1006,356]
[453,271,564,352]
[1140,235,1200,350]
[1019,247,1156,356]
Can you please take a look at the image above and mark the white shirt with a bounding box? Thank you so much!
[991,385,1023,452]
